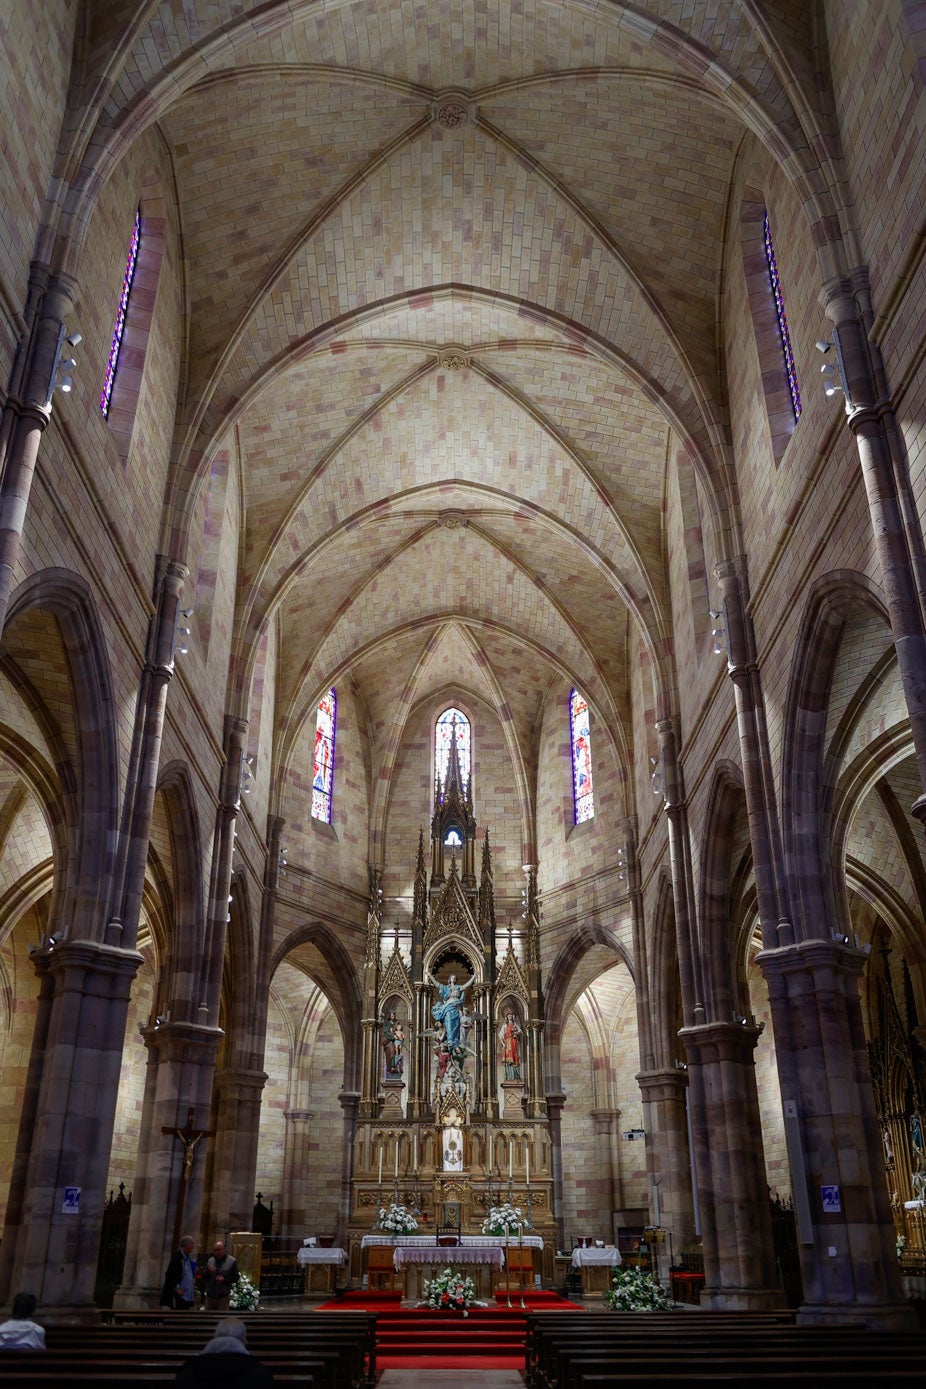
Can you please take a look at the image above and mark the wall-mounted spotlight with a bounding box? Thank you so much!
[171,607,193,663]
[622,1127,646,1141]
[46,326,82,407]
[709,609,727,657]
[815,335,853,413]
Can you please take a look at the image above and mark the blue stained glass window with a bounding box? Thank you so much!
[570,689,594,823]
[435,707,471,792]
[100,208,141,418]
[763,210,802,422]
[312,689,337,822]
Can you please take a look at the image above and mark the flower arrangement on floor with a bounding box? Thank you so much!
[422,1266,477,1314]
[377,1201,419,1234]
[604,1266,672,1311]
[482,1202,523,1236]
[228,1272,260,1311]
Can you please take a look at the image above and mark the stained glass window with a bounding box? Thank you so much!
[570,689,594,823]
[100,207,141,418]
[763,210,801,422]
[435,707,471,793]
[311,689,337,822]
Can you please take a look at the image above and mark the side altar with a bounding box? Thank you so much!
[346,719,555,1288]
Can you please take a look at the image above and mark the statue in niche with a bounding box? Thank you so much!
[381,1011,406,1077]
[499,1009,523,1080]
[426,969,474,1049]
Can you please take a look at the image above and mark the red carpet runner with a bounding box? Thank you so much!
[318,1289,581,1370]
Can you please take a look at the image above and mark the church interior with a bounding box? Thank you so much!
[2,0,926,1342]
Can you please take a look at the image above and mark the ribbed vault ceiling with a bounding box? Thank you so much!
[68,0,827,784]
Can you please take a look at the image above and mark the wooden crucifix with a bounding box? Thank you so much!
[162,1108,215,1252]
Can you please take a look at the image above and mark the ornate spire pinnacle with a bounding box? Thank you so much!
[478,829,496,938]
[413,827,428,931]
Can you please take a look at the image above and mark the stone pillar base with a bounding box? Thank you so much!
[797,1300,919,1331]
[111,1285,162,1312]
[701,1285,788,1312]
[502,1080,524,1118]
[381,1077,405,1116]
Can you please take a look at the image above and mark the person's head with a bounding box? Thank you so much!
[180,1235,195,1255]
[11,1292,36,1320]
[448,973,456,984]
[214,1319,247,1346]
[213,1240,226,1259]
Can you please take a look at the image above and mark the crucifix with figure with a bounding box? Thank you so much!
[162,1108,214,1252]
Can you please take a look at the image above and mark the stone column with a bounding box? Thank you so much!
[205,1066,268,1237]
[637,1069,696,1248]
[758,939,916,1328]
[546,1090,567,1250]
[0,940,142,1308]
[679,1019,784,1309]
[590,1108,621,1221]
[280,1109,313,1236]
[106,556,189,953]
[115,1019,222,1307]
[657,719,703,1025]
[0,270,77,631]
[198,715,248,1023]
[822,282,926,814]
[714,557,791,949]
[337,1091,360,1243]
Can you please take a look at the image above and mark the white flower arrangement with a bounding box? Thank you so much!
[482,1202,523,1236]
[229,1271,260,1311]
[377,1202,419,1234]
[422,1265,477,1314]
[604,1266,672,1312]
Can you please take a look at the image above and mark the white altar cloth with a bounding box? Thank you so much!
[393,1244,505,1270]
[361,1233,544,1249]
[297,1247,347,1265]
[571,1246,622,1267]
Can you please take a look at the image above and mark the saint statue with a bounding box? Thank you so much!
[381,1011,406,1076]
[426,969,474,1049]
[499,1010,522,1080]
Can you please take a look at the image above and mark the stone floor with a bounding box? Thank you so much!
[378,1373,524,1387]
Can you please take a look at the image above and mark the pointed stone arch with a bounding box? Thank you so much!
[3,569,120,942]
[781,570,892,942]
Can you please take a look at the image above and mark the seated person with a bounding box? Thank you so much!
[175,1318,275,1387]
[0,1291,46,1349]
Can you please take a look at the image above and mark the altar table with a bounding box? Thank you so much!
[296,1245,347,1294]
[391,1242,505,1300]
[570,1244,621,1294]
[359,1233,545,1296]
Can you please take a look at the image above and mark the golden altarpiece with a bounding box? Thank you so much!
[346,725,555,1286]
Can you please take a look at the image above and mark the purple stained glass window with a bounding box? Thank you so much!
[570,689,594,824]
[763,210,802,422]
[435,707,471,792]
[100,207,141,418]
[312,688,337,822]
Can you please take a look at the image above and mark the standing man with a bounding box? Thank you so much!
[161,1234,197,1309]
[204,1239,240,1311]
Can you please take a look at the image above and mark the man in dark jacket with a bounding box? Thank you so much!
[160,1234,198,1309]
[175,1319,275,1387]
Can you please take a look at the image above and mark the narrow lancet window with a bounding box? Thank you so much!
[570,689,594,823]
[101,207,141,418]
[312,688,337,822]
[435,707,471,792]
[763,210,801,422]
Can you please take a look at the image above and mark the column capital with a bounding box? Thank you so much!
[756,936,868,988]
[338,1090,361,1116]
[283,1108,313,1123]
[678,1019,762,1065]
[214,1066,268,1095]
[43,938,144,988]
[636,1067,689,1100]
[140,1018,224,1062]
